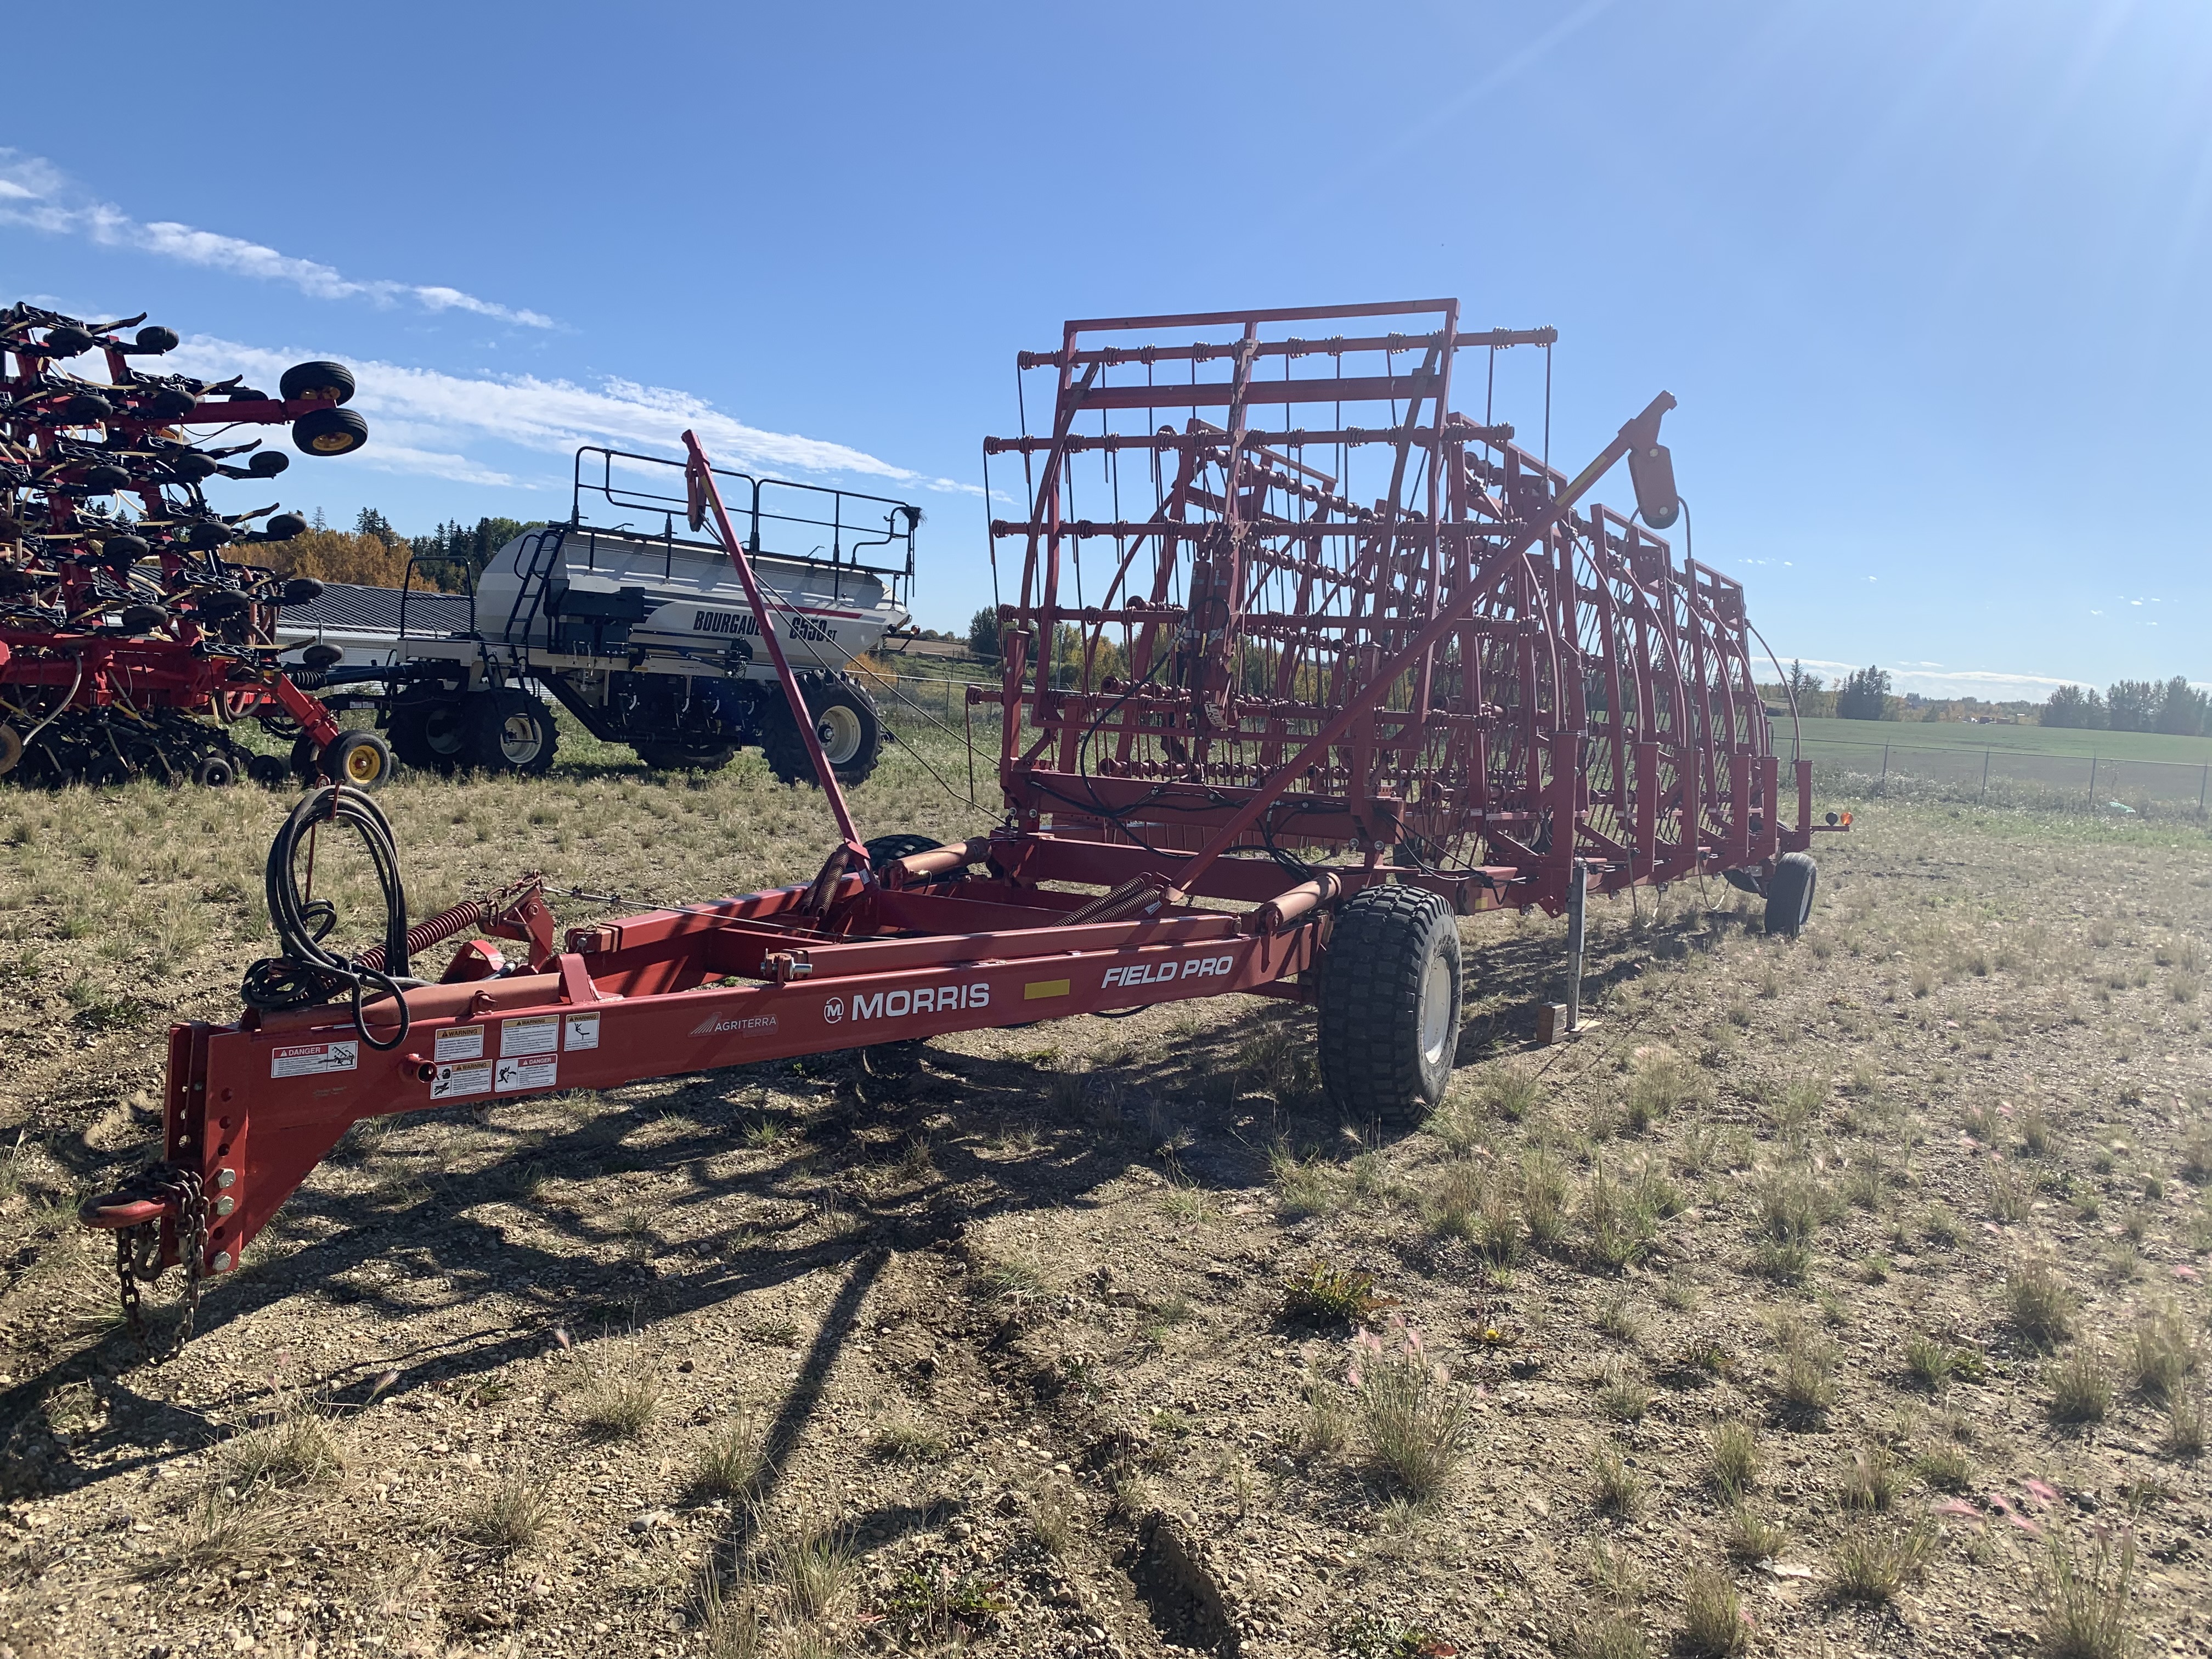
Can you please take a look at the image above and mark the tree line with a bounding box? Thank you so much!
[2040,676,2210,736]
[269,509,546,591]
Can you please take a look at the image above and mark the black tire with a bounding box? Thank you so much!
[324,729,394,791]
[280,360,356,406]
[760,681,882,787]
[862,833,957,884]
[119,603,169,636]
[247,450,290,477]
[464,689,558,775]
[192,752,239,788]
[291,733,322,782]
[1317,887,1463,1122]
[1764,851,1818,937]
[292,406,369,457]
[247,753,290,787]
[389,698,470,772]
[633,741,737,772]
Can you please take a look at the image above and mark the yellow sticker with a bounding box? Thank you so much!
[1024,978,1070,1001]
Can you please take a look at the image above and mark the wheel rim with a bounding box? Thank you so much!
[1418,949,1455,1066]
[815,704,863,766]
[498,713,541,765]
[343,743,383,784]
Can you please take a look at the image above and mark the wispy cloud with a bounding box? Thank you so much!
[1789,657,2097,701]
[0,150,554,328]
[168,335,980,498]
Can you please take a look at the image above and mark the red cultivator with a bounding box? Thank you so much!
[82,300,1840,1346]
[0,303,381,788]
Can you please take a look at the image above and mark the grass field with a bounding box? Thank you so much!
[2,742,2210,1659]
[1785,714,2212,766]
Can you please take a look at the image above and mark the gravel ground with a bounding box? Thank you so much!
[2,768,2209,1659]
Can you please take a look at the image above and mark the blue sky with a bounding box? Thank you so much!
[3,2,2206,699]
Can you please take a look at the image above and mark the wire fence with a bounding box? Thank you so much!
[1799,736,2211,821]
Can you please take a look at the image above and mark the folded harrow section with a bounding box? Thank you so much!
[979,300,1808,916]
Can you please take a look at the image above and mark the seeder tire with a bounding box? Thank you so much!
[1317,886,1463,1123]
[465,690,557,775]
[1764,851,1818,938]
[761,682,882,788]
[389,698,469,772]
[193,753,238,787]
[247,754,290,787]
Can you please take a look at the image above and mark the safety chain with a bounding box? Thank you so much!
[106,1163,207,1363]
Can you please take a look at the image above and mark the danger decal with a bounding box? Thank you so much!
[272,1041,358,1079]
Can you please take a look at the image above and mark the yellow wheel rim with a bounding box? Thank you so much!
[311,432,355,453]
[343,744,382,783]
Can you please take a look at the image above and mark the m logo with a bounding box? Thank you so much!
[822,997,844,1024]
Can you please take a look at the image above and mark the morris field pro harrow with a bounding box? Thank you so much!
[0,303,381,790]
[82,300,1842,1347]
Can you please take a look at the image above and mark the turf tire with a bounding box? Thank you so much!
[1317,886,1463,1123]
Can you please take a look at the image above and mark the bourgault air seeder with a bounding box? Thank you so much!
[84,299,1838,1344]
[0,303,382,791]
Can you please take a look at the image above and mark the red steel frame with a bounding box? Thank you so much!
[2,316,351,768]
[84,300,1835,1299]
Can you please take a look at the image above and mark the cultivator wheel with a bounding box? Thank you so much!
[1764,851,1818,937]
[1318,887,1463,1122]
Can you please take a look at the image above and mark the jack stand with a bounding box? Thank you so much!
[1538,860,1594,1046]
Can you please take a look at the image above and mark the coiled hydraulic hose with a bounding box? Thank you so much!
[241,785,416,1051]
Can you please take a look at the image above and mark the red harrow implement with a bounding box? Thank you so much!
[82,300,1841,1347]
[0,303,382,789]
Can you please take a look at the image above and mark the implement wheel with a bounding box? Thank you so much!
[1317,887,1463,1123]
[761,682,882,788]
[325,730,394,791]
[465,689,558,775]
[1764,851,1818,938]
[390,698,469,773]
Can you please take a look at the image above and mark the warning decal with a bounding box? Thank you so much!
[494,1053,558,1094]
[435,1025,485,1063]
[500,1015,559,1058]
[564,1012,600,1052]
[429,1057,494,1100]
[272,1041,358,1079]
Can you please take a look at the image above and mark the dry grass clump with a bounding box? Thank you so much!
[1709,1421,1759,1498]
[2130,1304,2202,1405]
[1770,1317,1838,1418]
[1508,1149,1566,1251]
[1677,1566,1748,1658]
[459,1470,555,1555]
[1590,1444,1645,1518]
[869,1419,950,1463]
[694,1417,767,1499]
[1579,1159,1657,1270]
[1596,1361,1650,1423]
[1346,1319,1470,1502]
[214,1397,345,1491]
[145,1490,286,1578]
[2047,1350,2114,1425]
[1830,1519,1934,1603]
[1988,1158,2033,1223]
[1839,1444,1900,1511]
[574,1360,664,1439]
[1481,1062,1544,1121]
[1724,1506,1786,1562]
[1903,1332,1956,1391]
[1915,1443,1974,1492]
[2006,1259,2078,1349]
[1622,1046,1708,1132]
[2040,1524,2139,1659]
[1271,1146,1340,1218]
[1560,1615,1649,1659]
[763,1521,857,1622]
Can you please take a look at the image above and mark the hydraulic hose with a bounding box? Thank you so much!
[241,785,415,1051]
